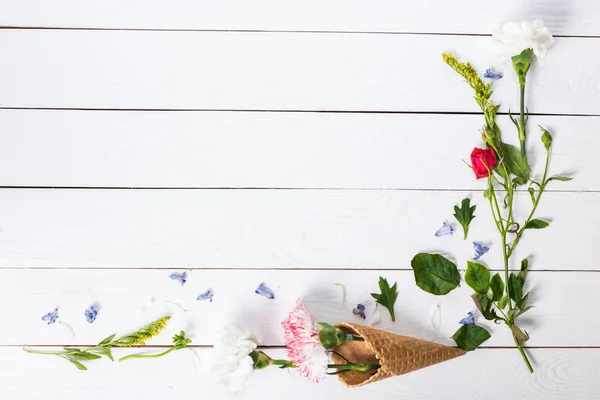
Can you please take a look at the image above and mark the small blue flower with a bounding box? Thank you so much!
[255,282,275,300]
[483,69,503,80]
[169,271,187,286]
[85,306,98,323]
[459,312,475,326]
[473,242,490,260]
[197,289,214,302]
[42,308,59,325]
[434,222,454,237]
[353,304,366,319]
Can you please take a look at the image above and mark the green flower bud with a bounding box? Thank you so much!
[249,350,272,370]
[318,322,347,349]
[511,48,534,86]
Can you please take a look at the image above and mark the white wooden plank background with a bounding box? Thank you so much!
[1,31,599,114]
[0,110,593,189]
[2,1,599,399]
[0,0,595,36]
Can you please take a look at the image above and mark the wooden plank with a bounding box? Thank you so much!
[0,110,589,190]
[3,347,600,399]
[0,189,594,270]
[0,1,596,36]
[2,268,597,346]
[0,31,598,114]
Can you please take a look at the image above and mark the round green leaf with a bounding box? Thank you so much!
[411,253,460,295]
[465,261,490,294]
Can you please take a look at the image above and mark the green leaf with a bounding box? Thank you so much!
[465,261,490,294]
[510,324,530,343]
[483,188,491,199]
[66,359,88,371]
[370,277,398,322]
[472,294,498,321]
[524,219,549,230]
[490,273,504,302]
[453,198,476,240]
[508,273,523,302]
[95,347,114,362]
[516,305,534,318]
[500,143,531,183]
[539,125,552,151]
[518,259,529,287]
[516,292,529,310]
[451,324,491,351]
[71,352,102,361]
[527,187,536,204]
[64,348,82,352]
[548,176,573,182]
[98,334,116,346]
[498,295,509,310]
[411,253,460,295]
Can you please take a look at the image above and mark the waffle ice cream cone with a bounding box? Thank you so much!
[331,322,466,387]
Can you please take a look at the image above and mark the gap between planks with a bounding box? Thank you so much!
[0,26,597,39]
[1,107,599,117]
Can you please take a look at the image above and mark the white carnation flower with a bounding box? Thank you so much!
[212,326,260,394]
[492,19,555,69]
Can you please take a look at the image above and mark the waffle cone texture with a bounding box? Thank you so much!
[331,322,466,387]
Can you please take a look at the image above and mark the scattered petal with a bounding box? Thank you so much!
[431,302,442,333]
[483,68,503,80]
[369,307,382,326]
[189,348,202,372]
[197,289,214,302]
[435,222,454,237]
[59,321,76,339]
[169,271,188,286]
[352,304,366,319]
[255,282,275,300]
[334,283,346,305]
[41,308,59,325]
[459,311,476,326]
[473,242,490,260]
[84,306,98,323]
[162,301,188,313]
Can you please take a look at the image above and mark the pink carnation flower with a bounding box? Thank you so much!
[281,299,329,383]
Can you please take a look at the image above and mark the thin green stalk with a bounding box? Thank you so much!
[508,150,551,258]
[513,335,534,373]
[519,83,527,156]
[118,347,176,362]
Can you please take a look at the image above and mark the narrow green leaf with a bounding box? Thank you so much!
[98,334,116,346]
[71,352,102,361]
[548,176,573,182]
[370,277,398,322]
[95,347,114,362]
[518,259,529,287]
[451,324,491,351]
[527,187,536,204]
[490,273,504,302]
[524,219,549,230]
[64,348,82,352]
[411,253,460,295]
[66,359,88,370]
[516,293,529,310]
[498,295,509,310]
[500,143,531,183]
[516,305,534,318]
[508,273,523,302]
[465,261,490,294]
[453,198,476,240]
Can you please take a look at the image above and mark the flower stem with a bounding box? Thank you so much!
[513,335,534,373]
[519,81,527,157]
[118,347,175,362]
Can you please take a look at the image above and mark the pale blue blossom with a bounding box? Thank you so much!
[353,304,366,319]
[85,306,98,323]
[484,68,503,80]
[255,282,275,300]
[42,308,59,325]
[197,289,214,302]
[473,242,490,260]
[435,222,454,237]
[169,271,188,286]
[459,312,475,326]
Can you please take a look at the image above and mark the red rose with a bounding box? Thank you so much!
[470,147,497,179]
